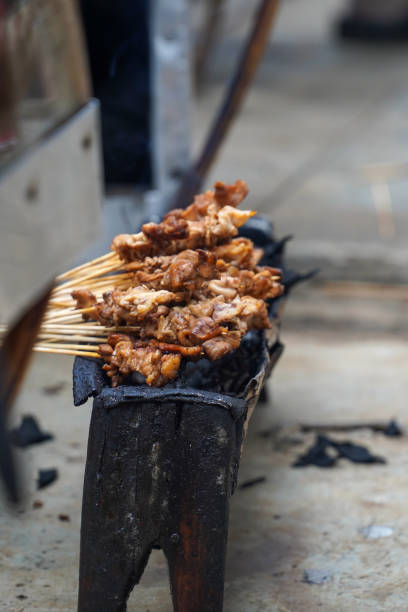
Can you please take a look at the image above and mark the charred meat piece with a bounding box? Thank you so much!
[97,295,272,386]
[93,287,181,327]
[214,237,263,268]
[112,180,254,262]
[72,263,281,326]
[113,206,254,261]
[91,295,271,343]
[70,180,284,387]
[130,249,217,294]
[101,333,185,387]
[71,289,96,320]
[202,331,241,361]
[213,179,248,208]
[123,237,264,275]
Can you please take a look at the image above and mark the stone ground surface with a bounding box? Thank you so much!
[1,281,408,612]
[195,0,408,282]
[3,0,408,610]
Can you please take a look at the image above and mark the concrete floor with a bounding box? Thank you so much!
[3,0,408,610]
[195,0,408,282]
[2,282,408,611]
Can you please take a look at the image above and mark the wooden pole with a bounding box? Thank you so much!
[169,0,280,212]
[0,285,53,502]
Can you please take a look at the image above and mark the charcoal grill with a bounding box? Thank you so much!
[72,219,300,612]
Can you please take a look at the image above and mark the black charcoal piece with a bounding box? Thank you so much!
[239,476,266,489]
[334,441,385,464]
[300,420,404,436]
[37,469,58,489]
[303,569,333,585]
[283,268,318,293]
[42,382,66,396]
[293,435,337,468]
[73,358,106,407]
[293,434,386,468]
[238,216,277,248]
[9,416,53,448]
[384,420,403,437]
[239,217,314,292]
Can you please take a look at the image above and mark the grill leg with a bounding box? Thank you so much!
[161,403,242,612]
[77,401,156,611]
[77,398,244,612]
[164,508,228,612]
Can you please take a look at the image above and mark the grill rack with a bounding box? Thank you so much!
[72,217,301,611]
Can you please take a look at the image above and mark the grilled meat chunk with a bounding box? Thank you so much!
[112,180,254,262]
[70,180,283,386]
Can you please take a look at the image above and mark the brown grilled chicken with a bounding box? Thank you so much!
[71,181,284,386]
[112,180,253,261]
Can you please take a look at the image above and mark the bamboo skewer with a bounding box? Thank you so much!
[47,300,77,308]
[34,347,100,358]
[38,326,107,334]
[43,315,89,325]
[48,306,96,316]
[55,266,122,290]
[56,255,122,280]
[56,251,118,281]
[39,324,140,333]
[53,264,124,292]
[2,231,283,364]
[37,334,107,343]
[44,307,96,322]
[36,343,103,351]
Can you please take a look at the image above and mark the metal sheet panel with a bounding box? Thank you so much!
[0,100,102,325]
[0,0,90,170]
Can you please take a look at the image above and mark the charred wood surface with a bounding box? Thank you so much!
[74,217,290,610]
[78,393,246,611]
[75,335,282,611]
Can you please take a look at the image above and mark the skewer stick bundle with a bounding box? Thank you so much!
[0,249,129,359]
[0,181,285,387]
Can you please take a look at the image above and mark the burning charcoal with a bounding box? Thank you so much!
[37,469,58,489]
[9,416,53,448]
[165,330,268,396]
